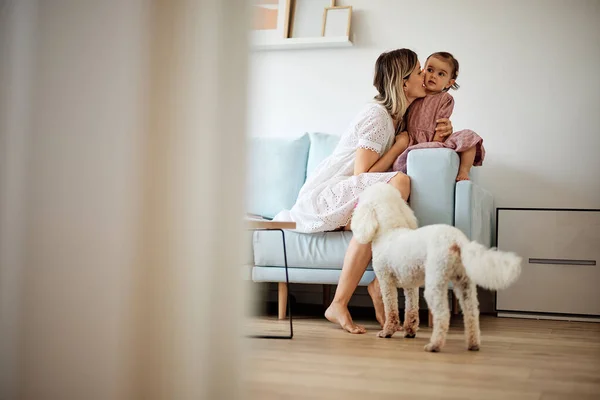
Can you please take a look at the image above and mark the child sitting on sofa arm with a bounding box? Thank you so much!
[392,52,485,181]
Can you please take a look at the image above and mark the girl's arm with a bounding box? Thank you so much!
[354,131,409,175]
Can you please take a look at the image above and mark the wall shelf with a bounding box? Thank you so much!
[251,36,353,51]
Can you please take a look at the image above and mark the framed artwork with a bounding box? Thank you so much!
[322,6,352,37]
[251,0,292,44]
[289,0,335,38]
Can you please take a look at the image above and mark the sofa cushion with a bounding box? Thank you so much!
[246,134,310,219]
[253,230,372,270]
[306,132,340,178]
[252,266,376,285]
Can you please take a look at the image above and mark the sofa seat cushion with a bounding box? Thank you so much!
[252,230,372,271]
[252,266,376,285]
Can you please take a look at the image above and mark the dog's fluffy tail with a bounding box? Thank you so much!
[460,241,522,290]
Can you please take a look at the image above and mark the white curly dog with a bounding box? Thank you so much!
[352,183,522,352]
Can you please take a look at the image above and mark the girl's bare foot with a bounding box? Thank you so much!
[325,302,366,334]
[367,280,385,327]
[456,168,470,182]
[457,147,475,181]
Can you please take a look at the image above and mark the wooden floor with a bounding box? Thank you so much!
[244,316,600,400]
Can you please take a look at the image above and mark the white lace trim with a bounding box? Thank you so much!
[357,138,382,154]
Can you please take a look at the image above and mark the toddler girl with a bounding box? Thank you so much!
[392,52,485,181]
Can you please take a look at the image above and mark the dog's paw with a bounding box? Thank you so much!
[403,325,418,338]
[377,329,395,338]
[424,343,441,352]
[468,344,480,351]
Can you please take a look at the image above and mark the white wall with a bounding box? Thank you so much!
[249,0,600,210]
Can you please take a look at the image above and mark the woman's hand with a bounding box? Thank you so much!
[395,132,408,145]
[434,118,453,141]
[390,131,409,150]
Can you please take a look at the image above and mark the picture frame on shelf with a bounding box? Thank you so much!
[251,0,292,45]
[322,6,352,38]
[289,0,335,39]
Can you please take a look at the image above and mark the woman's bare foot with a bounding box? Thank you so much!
[367,280,385,327]
[456,168,470,182]
[325,302,366,334]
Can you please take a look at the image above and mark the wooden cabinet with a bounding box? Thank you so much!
[496,208,600,319]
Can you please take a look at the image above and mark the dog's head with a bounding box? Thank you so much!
[352,182,418,244]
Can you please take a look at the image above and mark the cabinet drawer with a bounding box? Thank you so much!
[496,209,600,316]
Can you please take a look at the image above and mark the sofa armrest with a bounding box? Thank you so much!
[455,180,493,247]
[406,148,459,227]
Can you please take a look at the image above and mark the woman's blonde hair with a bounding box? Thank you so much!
[373,48,418,124]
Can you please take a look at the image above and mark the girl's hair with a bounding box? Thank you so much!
[373,48,419,123]
[427,52,460,90]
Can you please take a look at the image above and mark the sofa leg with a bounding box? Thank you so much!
[323,284,331,309]
[428,309,433,328]
[278,282,288,320]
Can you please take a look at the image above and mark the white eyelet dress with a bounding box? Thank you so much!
[275,103,399,233]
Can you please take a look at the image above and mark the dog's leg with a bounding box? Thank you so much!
[453,276,480,351]
[423,281,450,352]
[402,287,419,338]
[375,268,400,338]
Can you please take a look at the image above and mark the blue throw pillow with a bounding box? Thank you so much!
[246,134,310,219]
[306,132,340,178]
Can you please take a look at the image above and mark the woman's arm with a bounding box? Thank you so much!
[432,95,455,142]
[354,132,409,175]
[434,118,453,141]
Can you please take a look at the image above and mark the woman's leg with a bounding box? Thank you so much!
[457,146,476,181]
[325,173,411,333]
[388,172,411,201]
[367,275,385,327]
[325,238,372,333]
[368,172,410,326]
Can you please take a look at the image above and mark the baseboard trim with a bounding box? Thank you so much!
[497,312,600,323]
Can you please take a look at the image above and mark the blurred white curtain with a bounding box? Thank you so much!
[0,0,36,398]
[0,0,248,399]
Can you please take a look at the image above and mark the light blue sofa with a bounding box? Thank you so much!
[247,132,493,316]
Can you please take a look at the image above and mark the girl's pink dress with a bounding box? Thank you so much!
[392,92,485,173]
